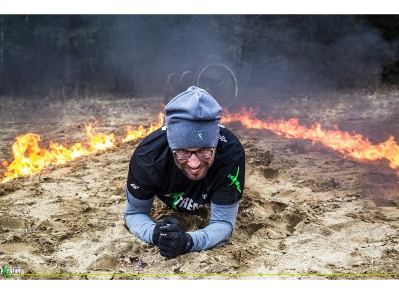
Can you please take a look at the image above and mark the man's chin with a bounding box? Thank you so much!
[182,169,207,181]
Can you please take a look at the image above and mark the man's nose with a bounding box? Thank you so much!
[187,153,201,168]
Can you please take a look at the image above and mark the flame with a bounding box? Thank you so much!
[85,122,116,151]
[122,112,164,143]
[222,107,399,176]
[2,106,398,184]
[0,124,114,183]
[0,113,164,184]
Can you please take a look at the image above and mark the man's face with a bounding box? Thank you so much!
[172,147,215,181]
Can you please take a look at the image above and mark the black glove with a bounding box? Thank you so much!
[152,217,180,246]
[159,223,193,258]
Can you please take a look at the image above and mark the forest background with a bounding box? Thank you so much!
[1,14,399,99]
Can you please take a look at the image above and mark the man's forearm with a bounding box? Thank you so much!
[124,188,240,251]
[188,201,239,252]
[124,188,156,244]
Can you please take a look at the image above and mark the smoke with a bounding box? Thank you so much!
[232,16,397,93]
[1,15,397,99]
[106,15,397,100]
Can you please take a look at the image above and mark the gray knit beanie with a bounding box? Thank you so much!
[165,86,223,149]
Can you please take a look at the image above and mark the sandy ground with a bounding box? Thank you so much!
[0,88,398,280]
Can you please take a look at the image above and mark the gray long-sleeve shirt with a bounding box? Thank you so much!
[124,188,240,251]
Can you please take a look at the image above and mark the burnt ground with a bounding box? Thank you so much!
[0,87,398,280]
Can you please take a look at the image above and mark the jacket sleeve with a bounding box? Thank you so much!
[187,201,239,252]
[125,187,240,251]
[124,187,157,244]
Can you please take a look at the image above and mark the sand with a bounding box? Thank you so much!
[0,88,398,280]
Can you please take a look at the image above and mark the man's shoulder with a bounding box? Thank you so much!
[216,125,244,163]
[134,126,169,161]
[218,125,243,150]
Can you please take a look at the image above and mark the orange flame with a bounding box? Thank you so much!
[222,107,399,176]
[122,112,164,143]
[0,113,164,183]
[0,124,114,183]
[85,122,116,151]
[3,106,398,183]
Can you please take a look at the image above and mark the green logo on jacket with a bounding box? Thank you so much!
[227,167,241,193]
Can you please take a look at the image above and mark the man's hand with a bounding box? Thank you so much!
[152,217,180,246]
[159,224,193,258]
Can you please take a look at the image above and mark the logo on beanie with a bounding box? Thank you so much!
[197,132,203,140]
